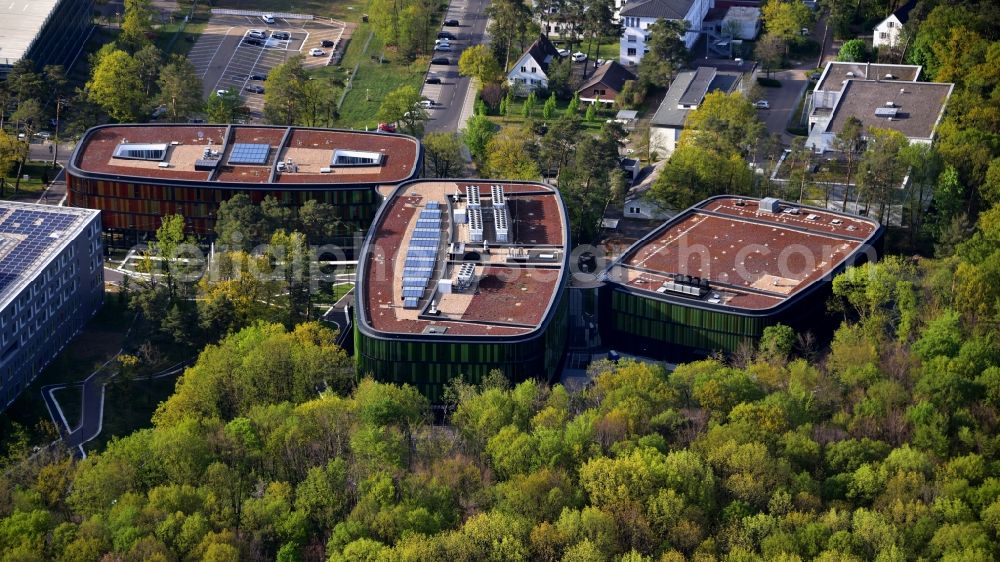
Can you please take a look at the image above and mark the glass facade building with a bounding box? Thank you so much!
[0,0,95,76]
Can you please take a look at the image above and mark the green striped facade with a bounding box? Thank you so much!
[355,296,569,402]
[601,288,771,357]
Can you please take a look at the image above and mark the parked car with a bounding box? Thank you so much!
[425,76,442,84]
[557,48,570,57]
[437,31,456,40]
[321,39,335,47]
[272,31,290,40]
[249,73,268,81]
[431,57,451,65]
[150,105,168,119]
[245,85,265,94]
[35,131,53,139]
[243,38,263,46]
[434,44,451,52]
[571,51,587,62]
[215,89,229,96]
[754,100,770,109]
[435,38,451,46]
[418,99,436,109]
[444,19,460,26]
[309,48,326,56]
[377,122,397,133]
[248,30,267,39]
[261,14,275,24]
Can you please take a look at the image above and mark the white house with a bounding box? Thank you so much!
[648,66,743,158]
[624,161,673,220]
[619,0,713,65]
[506,34,562,96]
[872,0,915,50]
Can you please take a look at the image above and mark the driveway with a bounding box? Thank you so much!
[756,79,808,143]
[422,0,492,133]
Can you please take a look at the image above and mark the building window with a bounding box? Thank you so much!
[521,65,526,72]
[531,67,537,73]
[879,32,888,39]
[629,207,641,214]
[887,20,894,28]
[627,48,637,56]
[627,35,636,42]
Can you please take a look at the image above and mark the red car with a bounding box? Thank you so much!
[377,122,397,133]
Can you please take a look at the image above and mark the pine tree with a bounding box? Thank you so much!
[542,93,556,120]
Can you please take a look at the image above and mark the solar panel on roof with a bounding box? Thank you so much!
[419,209,441,219]
[404,267,433,276]
[402,288,424,298]
[403,297,420,308]
[412,228,439,239]
[416,220,439,229]
[405,258,435,268]
[426,201,440,209]
[407,249,437,258]
[411,239,437,247]
[403,278,429,288]
[228,143,270,165]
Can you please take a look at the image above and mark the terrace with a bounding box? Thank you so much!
[361,180,568,336]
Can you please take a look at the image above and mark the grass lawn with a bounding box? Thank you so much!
[333,25,428,128]
[213,0,369,22]
[51,386,82,431]
[331,282,354,302]
[489,97,614,132]
[91,376,177,451]
[2,161,58,198]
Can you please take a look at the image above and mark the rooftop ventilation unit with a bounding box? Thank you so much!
[456,263,476,292]
[466,185,481,209]
[885,101,895,107]
[493,207,509,243]
[194,159,220,171]
[658,274,711,299]
[490,184,506,208]
[874,107,899,118]
[468,208,483,243]
[758,197,781,213]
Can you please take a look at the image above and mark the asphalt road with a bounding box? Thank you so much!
[422,0,491,133]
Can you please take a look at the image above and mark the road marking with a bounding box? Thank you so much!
[195,26,234,79]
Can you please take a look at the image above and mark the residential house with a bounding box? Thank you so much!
[805,61,953,152]
[577,61,638,104]
[649,66,743,158]
[624,160,673,220]
[619,0,713,65]
[872,0,916,50]
[507,34,563,96]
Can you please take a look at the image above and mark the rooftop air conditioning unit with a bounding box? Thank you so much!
[319,167,332,173]
[885,101,895,107]
[157,162,170,168]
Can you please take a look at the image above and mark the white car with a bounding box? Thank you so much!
[434,44,452,52]
[309,48,326,56]
[571,51,587,62]
[557,48,570,57]
[262,14,275,24]
[215,89,228,96]
[754,100,770,109]
[435,39,451,48]
[248,29,267,39]
[418,99,436,109]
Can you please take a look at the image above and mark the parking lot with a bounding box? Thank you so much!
[186,14,348,118]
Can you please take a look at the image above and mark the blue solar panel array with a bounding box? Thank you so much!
[228,143,270,165]
[0,208,81,297]
[401,201,442,309]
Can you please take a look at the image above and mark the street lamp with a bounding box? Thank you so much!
[52,97,63,168]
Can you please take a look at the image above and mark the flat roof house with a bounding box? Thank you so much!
[0,0,94,76]
[67,124,422,248]
[600,196,883,360]
[805,62,953,151]
[355,179,571,401]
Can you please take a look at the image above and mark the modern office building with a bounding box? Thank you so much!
[0,0,95,77]
[600,196,882,361]
[66,124,422,247]
[0,202,103,411]
[354,180,571,401]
